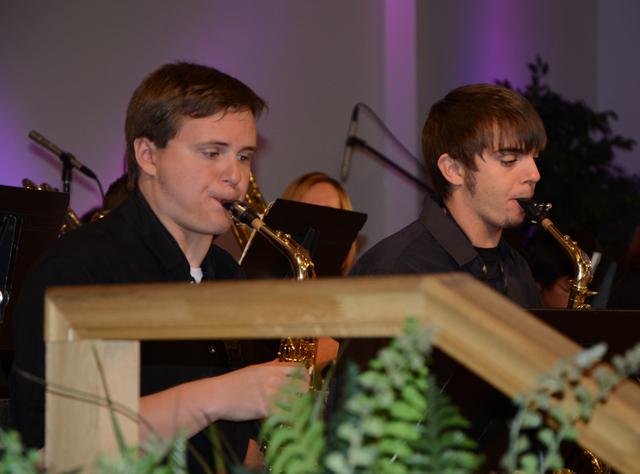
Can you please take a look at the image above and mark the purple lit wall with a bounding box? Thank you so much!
[382,0,422,234]
[418,0,599,112]
[0,1,388,245]
[1,0,639,252]
[597,1,640,175]
[417,0,639,179]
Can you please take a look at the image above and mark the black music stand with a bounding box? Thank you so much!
[239,198,367,278]
[529,308,640,355]
[0,185,69,353]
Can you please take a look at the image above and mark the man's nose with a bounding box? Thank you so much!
[222,156,242,186]
[523,156,540,185]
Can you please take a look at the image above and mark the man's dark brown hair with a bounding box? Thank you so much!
[422,83,547,198]
[125,62,267,189]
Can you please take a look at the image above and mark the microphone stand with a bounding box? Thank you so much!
[60,152,74,194]
[347,136,431,192]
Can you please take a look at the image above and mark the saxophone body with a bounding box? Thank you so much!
[519,199,609,474]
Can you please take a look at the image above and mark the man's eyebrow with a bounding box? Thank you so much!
[196,141,257,152]
[197,140,230,148]
[496,147,527,154]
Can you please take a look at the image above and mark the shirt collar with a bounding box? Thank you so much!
[419,194,510,267]
[121,190,211,278]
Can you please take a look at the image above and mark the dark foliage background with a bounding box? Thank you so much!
[498,57,640,237]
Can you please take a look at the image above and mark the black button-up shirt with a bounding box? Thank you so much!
[10,190,263,465]
[347,194,542,469]
[351,194,542,307]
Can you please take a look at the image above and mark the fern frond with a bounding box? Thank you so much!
[324,319,441,473]
[411,377,483,473]
[260,366,325,474]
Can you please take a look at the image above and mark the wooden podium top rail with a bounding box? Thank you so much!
[44,274,640,473]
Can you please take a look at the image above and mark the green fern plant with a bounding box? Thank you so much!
[324,320,435,474]
[96,433,189,474]
[412,378,484,473]
[0,430,43,474]
[259,366,326,474]
[260,318,483,474]
[502,341,640,473]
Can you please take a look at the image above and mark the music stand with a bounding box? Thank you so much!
[529,308,640,355]
[239,198,367,278]
[0,184,69,351]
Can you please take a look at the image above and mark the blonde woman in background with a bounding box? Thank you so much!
[282,171,356,275]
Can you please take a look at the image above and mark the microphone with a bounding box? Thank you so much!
[340,105,360,181]
[28,130,97,179]
[336,103,432,192]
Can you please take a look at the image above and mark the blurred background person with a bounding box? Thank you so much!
[525,229,601,308]
[80,173,130,223]
[282,171,356,275]
[608,224,640,309]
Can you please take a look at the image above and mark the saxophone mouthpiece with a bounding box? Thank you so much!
[223,200,260,227]
[517,198,552,223]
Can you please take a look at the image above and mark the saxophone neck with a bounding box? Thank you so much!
[230,174,268,250]
[541,219,594,283]
[225,200,316,280]
[262,225,316,280]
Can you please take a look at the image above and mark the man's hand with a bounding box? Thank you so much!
[211,360,309,421]
[140,360,308,440]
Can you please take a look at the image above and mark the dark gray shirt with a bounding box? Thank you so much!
[347,194,542,469]
[351,194,542,308]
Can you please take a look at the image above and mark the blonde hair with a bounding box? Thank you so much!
[282,172,353,211]
[282,172,356,274]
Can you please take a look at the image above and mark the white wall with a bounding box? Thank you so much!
[417,0,599,125]
[1,0,639,258]
[597,0,640,175]
[417,0,639,176]
[0,1,393,252]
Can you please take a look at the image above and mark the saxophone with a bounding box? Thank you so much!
[519,199,609,474]
[224,200,319,376]
[518,199,597,310]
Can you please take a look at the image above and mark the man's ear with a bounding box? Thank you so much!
[436,153,465,186]
[133,137,158,177]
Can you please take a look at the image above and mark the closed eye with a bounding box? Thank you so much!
[202,150,221,159]
[500,159,517,167]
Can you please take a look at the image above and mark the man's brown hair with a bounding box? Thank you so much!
[421,83,547,198]
[125,62,266,189]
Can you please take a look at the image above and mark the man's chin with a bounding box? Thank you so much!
[196,217,232,237]
[211,222,232,237]
[504,213,525,229]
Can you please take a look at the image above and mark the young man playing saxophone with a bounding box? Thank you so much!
[10,62,302,469]
[351,83,545,308]
[349,84,547,468]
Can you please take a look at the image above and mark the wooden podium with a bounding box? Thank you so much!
[44,274,640,473]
